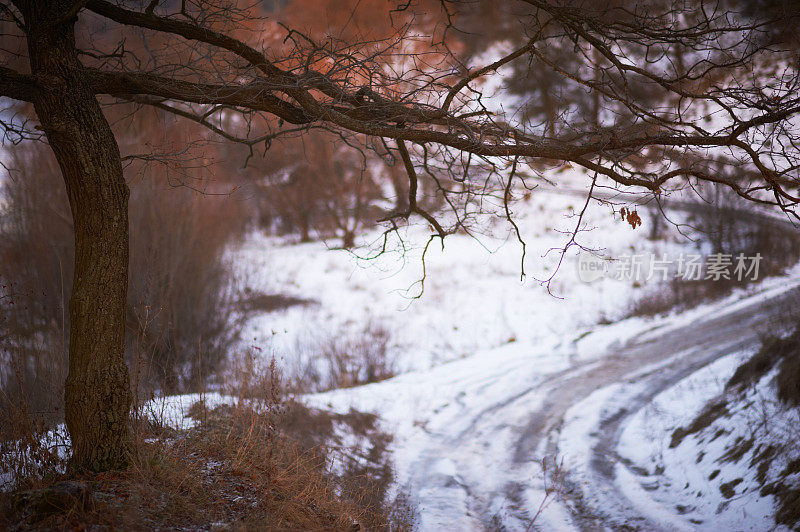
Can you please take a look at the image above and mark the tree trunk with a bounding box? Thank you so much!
[342,230,355,249]
[24,2,132,471]
[300,214,312,242]
[388,161,409,213]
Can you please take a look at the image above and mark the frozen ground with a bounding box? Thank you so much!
[616,325,800,531]
[232,172,705,375]
[226,173,800,530]
[305,268,800,531]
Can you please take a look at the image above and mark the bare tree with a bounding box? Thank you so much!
[0,0,799,471]
[256,129,383,246]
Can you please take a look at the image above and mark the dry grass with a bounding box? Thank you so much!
[727,332,800,390]
[626,276,745,318]
[775,354,800,407]
[669,399,729,449]
[285,323,397,393]
[1,359,413,531]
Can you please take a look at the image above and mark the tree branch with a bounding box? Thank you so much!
[85,69,311,124]
[0,67,37,102]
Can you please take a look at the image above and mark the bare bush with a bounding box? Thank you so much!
[0,149,73,429]
[288,323,396,393]
[687,187,800,272]
[254,130,386,247]
[127,177,246,394]
[627,194,800,318]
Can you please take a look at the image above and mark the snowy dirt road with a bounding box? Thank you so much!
[549,281,800,531]
[309,279,800,531]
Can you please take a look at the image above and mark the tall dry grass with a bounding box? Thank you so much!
[2,357,414,531]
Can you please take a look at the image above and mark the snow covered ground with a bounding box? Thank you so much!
[232,172,702,376]
[553,274,800,531]
[615,333,800,531]
[225,172,800,530]
[617,352,779,530]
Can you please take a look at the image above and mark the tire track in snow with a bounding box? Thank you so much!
[399,281,800,530]
[541,283,800,530]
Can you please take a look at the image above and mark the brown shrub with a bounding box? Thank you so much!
[2,359,411,531]
[288,322,396,393]
[0,140,248,420]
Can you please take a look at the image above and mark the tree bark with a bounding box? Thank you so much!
[387,161,409,213]
[23,1,132,471]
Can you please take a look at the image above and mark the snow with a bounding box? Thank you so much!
[559,383,625,477]
[7,166,798,530]
[304,339,575,530]
[232,170,698,376]
[617,352,785,531]
[559,312,800,532]
[138,392,237,430]
[219,167,800,529]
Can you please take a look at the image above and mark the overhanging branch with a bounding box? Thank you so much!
[0,67,37,102]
